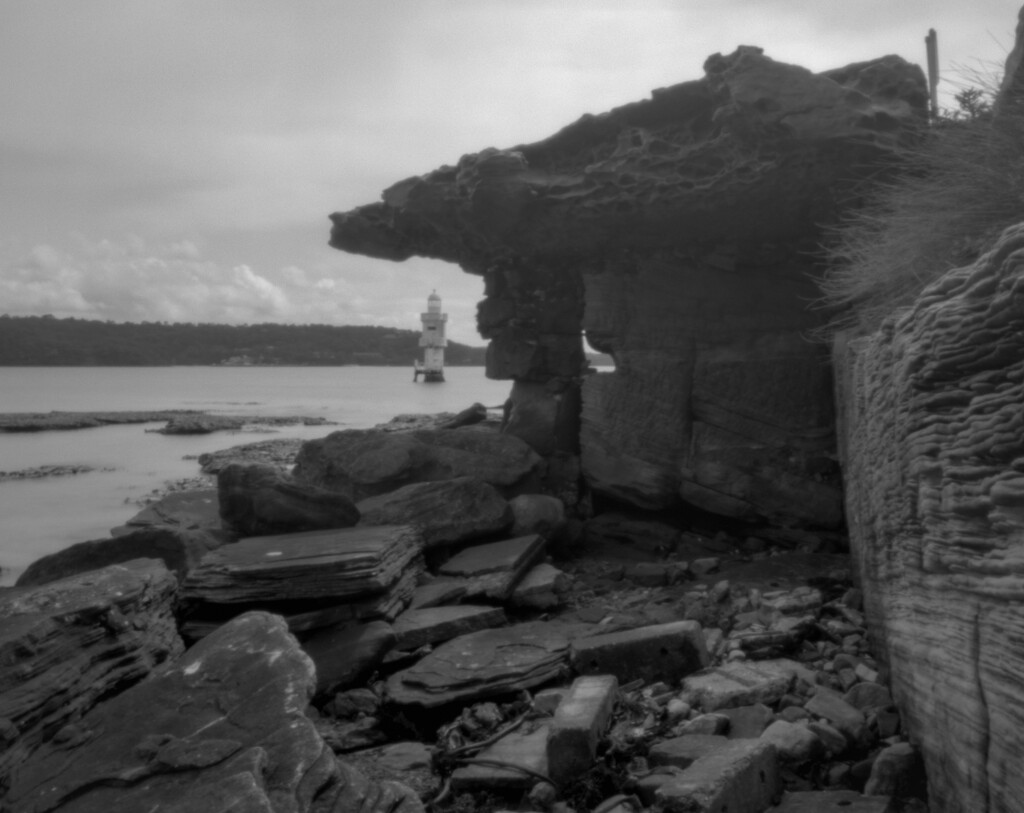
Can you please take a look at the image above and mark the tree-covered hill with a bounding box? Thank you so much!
[0,315,488,366]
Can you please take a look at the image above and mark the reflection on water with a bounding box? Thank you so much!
[0,366,511,585]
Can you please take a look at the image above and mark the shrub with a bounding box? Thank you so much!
[818,83,1024,334]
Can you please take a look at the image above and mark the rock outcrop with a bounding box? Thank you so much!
[0,559,182,792]
[836,224,1024,813]
[5,612,423,813]
[329,47,927,526]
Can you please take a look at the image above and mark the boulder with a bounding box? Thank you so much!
[508,493,566,538]
[328,48,926,525]
[0,559,182,790]
[356,476,512,547]
[217,462,360,535]
[302,620,397,695]
[292,426,542,500]
[835,223,1024,812]
[16,526,221,586]
[5,612,423,813]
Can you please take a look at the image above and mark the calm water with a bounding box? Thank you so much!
[0,366,511,584]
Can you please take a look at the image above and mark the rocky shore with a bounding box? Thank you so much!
[0,406,928,813]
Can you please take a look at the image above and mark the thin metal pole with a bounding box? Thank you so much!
[925,28,939,120]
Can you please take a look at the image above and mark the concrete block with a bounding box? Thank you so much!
[547,675,619,784]
[450,722,550,791]
[392,605,505,650]
[768,790,894,812]
[571,621,709,684]
[655,739,780,813]
[681,660,796,712]
[649,735,730,769]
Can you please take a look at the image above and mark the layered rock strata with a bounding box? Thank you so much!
[836,224,1024,813]
[0,559,182,792]
[5,612,422,813]
[329,47,927,526]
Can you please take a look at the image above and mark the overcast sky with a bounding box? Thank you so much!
[0,1,1017,345]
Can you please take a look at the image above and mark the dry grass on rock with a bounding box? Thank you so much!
[819,87,1024,334]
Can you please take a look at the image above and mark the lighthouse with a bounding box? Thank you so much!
[414,290,447,382]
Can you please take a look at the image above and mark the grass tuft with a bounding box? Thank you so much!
[818,81,1024,334]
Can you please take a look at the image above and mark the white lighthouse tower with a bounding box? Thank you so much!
[414,290,447,382]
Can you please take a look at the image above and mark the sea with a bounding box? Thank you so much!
[0,366,512,585]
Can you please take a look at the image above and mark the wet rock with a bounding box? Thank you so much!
[217,462,360,535]
[0,559,182,788]
[111,487,222,536]
[357,476,512,547]
[6,611,423,812]
[293,426,542,500]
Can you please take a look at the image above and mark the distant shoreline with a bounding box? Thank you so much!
[0,411,333,433]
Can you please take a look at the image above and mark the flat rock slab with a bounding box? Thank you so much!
[408,581,468,609]
[357,476,511,548]
[437,534,547,600]
[510,563,569,609]
[303,620,397,694]
[0,558,182,787]
[768,790,894,812]
[655,739,780,813]
[181,524,424,605]
[6,611,423,813]
[571,620,709,684]
[393,605,506,650]
[681,659,798,712]
[386,621,587,708]
[111,488,221,534]
[450,722,550,791]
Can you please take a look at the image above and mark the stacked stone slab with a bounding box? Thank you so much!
[179,524,424,637]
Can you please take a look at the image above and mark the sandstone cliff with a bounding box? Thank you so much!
[330,47,927,527]
[836,225,1024,813]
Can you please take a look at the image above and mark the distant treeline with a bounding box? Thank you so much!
[0,315,488,366]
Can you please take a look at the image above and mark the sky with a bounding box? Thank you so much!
[0,1,1018,345]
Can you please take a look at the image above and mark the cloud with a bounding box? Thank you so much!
[0,235,486,343]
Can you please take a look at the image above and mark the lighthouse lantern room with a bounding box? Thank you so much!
[414,290,447,382]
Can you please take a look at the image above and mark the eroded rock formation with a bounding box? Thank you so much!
[836,224,1024,813]
[329,47,927,526]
